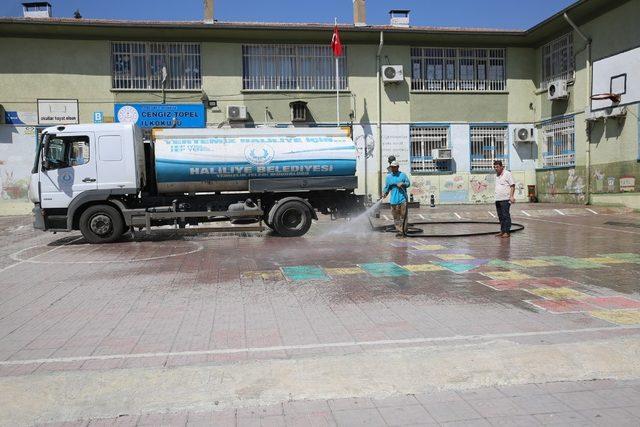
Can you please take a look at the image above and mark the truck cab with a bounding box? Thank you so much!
[30,123,145,237]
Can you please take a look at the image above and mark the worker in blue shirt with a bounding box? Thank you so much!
[381,160,411,237]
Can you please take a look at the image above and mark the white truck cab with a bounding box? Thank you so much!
[31,123,145,234]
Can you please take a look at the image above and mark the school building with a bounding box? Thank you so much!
[0,0,639,211]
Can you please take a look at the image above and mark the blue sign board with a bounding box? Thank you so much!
[93,112,104,123]
[114,103,205,129]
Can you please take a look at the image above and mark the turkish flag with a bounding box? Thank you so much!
[331,25,343,57]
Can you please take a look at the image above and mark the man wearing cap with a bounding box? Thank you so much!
[382,160,411,237]
[493,160,516,238]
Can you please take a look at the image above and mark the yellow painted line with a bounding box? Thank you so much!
[435,253,475,261]
[412,245,446,251]
[481,271,532,280]
[325,267,365,275]
[403,264,447,272]
[510,259,554,267]
[581,257,628,264]
[527,287,590,300]
[589,310,640,325]
[242,270,284,280]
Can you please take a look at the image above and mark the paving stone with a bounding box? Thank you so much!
[485,414,541,426]
[552,390,620,411]
[421,399,483,423]
[327,397,376,411]
[467,398,528,418]
[377,404,436,425]
[331,408,386,426]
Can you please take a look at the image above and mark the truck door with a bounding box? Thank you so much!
[39,132,98,208]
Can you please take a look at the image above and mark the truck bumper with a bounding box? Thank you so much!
[33,204,45,230]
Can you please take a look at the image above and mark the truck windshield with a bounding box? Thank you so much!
[31,133,48,174]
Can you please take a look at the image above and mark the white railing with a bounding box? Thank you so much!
[470,126,508,171]
[242,44,347,91]
[411,47,506,92]
[410,126,450,172]
[542,117,575,168]
[111,42,201,90]
[541,33,574,89]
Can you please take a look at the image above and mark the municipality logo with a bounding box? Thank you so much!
[245,144,275,166]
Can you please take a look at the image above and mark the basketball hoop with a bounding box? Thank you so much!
[591,93,621,103]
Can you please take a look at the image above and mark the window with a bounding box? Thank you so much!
[541,33,574,88]
[411,48,506,92]
[542,117,575,168]
[242,44,347,91]
[470,126,508,171]
[410,126,450,173]
[43,135,90,170]
[111,42,201,90]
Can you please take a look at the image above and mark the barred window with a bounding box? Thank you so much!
[410,126,450,173]
[470,126,508,171]
[111,42,201,90]
[542,117,575,168]
[411,48,506,92]
[541,33,574,88]
[242,44,347,91]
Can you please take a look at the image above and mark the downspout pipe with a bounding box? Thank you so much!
[563,12,592,205]
[376,31,384,198]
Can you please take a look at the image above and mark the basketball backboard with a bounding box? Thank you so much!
[591,46,640,111]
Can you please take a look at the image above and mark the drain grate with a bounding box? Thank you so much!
[604,221,640,229]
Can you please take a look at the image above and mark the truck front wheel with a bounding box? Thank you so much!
[79,205,125,244]
[272,200,312,237]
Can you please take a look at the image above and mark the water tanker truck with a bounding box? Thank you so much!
[29,124,366,243]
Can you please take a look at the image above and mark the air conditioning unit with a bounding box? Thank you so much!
[547,79,569,101]
[382,65,404,83]
[514,126,534,143]
[431,148,452,160]
[227,105,247,121]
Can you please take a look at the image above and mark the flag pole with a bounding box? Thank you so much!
[335,17,340,127]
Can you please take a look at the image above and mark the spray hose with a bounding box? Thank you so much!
[373,187,524,238]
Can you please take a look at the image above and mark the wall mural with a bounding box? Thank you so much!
[0,126,36,202]
[537,161,639,203]
[411,175,439,204]
[439,174,469,203]
[469,173,495,204]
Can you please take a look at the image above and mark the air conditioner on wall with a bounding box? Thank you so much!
[382,65,404,83]
[547,79,569,101]
[227,105,247,121]
[431,148,452,160]
[514,126,535,143]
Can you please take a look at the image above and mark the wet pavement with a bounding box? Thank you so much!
[1,203,640,425]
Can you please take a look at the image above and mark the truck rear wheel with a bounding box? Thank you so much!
[272,200,312,237]
[79,205,125,244]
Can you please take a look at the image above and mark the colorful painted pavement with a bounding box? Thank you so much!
[242,246,640,326]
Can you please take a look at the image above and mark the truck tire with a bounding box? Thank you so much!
[272,200,312,237]
[79,205,125,244]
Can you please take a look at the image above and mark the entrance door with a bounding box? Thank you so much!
[39,132,97,208]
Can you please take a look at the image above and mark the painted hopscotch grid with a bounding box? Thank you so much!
[358,262,412,277]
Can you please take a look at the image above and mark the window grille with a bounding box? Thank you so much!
[542,117,575,168]
[410,126,450,172]
[242,44,347,91]
[411,48,506,92]
[541,33,574,88]
[111,42,201,90]
[470,126,508,171]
